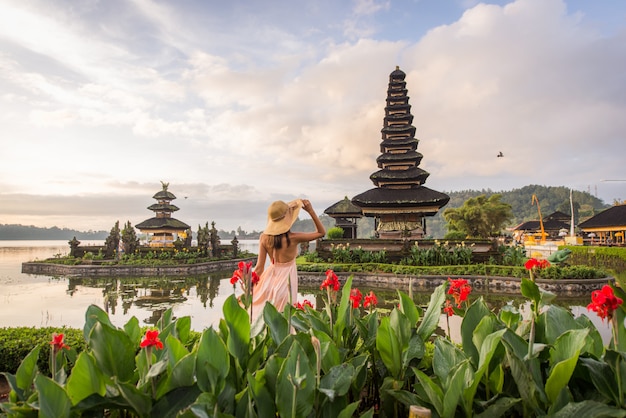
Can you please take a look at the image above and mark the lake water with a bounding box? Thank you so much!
[0,240,279,331]
[0,240,612,342]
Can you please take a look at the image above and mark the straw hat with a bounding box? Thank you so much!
[264,199,303,235]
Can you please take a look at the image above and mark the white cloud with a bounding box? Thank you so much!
[1,0,625,232]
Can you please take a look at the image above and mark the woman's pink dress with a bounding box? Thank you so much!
[250,258,298,322]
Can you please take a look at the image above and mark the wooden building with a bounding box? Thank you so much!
[324,197,363,239]
[136,182,190,247]
[512,211,572,243]
[351,67,450,239]
[578,204,626,245]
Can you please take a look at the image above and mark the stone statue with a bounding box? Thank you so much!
[68,237,81,257]
[209,221,220,258]
[231,236,239,258]
[547,248,572,265]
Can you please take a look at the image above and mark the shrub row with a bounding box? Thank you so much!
[297,260,607,280]
[0,327,202,375]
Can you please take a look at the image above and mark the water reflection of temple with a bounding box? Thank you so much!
[66,273,225,321]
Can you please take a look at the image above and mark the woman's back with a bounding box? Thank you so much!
[261,233,299,264]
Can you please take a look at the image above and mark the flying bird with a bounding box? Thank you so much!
[497,151,504,158]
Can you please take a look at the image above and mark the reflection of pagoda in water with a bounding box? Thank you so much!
[351,67,450,239]
[136,181,190,247]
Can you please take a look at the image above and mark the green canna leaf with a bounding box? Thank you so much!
[34,374,72,418]
[88,322,136,382]
[65,352,107,405]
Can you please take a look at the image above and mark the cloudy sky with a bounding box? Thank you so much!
[1,0,625,234]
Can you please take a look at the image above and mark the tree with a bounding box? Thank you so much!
[443,194,513,238]
[197,223,210,255]
[104,221,121,258]
[121,221,139,255]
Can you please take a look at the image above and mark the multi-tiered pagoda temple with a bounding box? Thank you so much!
[136,182,190,247]
[352,67,450,239]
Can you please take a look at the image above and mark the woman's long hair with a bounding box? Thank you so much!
[266,231,290,249]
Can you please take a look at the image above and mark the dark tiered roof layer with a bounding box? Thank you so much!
[369,166,430,186]
[380,137,417,151]
[153,190,177,200]
[137,182,189,232]
[376,151,423,166]
[135,217,190,230]
[147,203,180,212]
[352,187,450,210]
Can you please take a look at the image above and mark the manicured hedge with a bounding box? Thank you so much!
[0,326,202,375]
[565,245,626,272]
[297,261,607,280]
[0,327,86,375]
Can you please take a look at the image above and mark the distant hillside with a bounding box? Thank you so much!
[426,185,608,238]
[0,224,108,240]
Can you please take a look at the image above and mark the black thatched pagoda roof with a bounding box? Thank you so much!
[147,203,180,212]
[370,166,430,185]
[352,187,450,210]
[324,197,363,218]
[135,217,190,230]
[152,181,177,201]
[376,151,423,165]
[351,66,449,218]
[578,205,626,229]
[137,181,190,233]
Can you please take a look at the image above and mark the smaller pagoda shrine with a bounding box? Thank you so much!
[324,196,363,239]
[351,66,450,239]
[136,181,190,247]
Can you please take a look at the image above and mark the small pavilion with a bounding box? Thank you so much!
[324,196,363,239]
[351,67,450,239]
[578,203,626,245]
[136,182,190,247]
[512,211,572,243]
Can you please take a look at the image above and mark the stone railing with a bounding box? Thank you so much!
[298,271,614,295]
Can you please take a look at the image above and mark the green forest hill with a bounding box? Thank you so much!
[0,185,610,241]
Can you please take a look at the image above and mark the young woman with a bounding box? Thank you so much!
[251,199,325,322]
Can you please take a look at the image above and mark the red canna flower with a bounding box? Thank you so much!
[537,259,550,269]
[525,258,550,270]
[231,261,255,285]
[350,288,363,308]
[295,299,314,310]
[443,299,455,317]
[140,329,164,350]
[320,269,340,291]
[524,258,539,270]
[230,273,240,285]
[50,333,70,351]
[251,271,260,285]
[364,291,378,308]
[588,285,623,322]
[447,278,472,308]
[525,258,550,281]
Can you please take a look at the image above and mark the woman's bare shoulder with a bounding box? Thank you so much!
[289,231,323,242]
